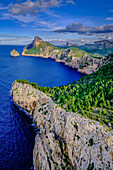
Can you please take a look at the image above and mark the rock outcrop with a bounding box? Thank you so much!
[10,49,19,57]
[22,36,112,74]
[10,81,113,170]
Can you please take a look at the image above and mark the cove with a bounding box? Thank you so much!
[0,45,83,169]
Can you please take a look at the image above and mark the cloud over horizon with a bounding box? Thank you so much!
[1,32,113,46]
[0,33,33,45]
[53,23,113,35]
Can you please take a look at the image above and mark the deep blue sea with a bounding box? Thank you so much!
[0,45,83,170]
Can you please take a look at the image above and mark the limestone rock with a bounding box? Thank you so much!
[10,49,19,57]
[10,81,113,170]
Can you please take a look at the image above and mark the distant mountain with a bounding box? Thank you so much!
[22,36,111,74]
[79,40,113,56]
[62,42,80,48]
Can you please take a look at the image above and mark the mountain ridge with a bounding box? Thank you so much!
[61,40,113,57]
[79,40,113,56]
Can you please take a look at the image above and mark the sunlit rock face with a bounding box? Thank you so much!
[10,49,19,57]
[11,81,113,170]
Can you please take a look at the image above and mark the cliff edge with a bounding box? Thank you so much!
[10,81,113,170]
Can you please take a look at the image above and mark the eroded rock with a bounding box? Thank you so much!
[10,81,113,170]
[10,49,19,57]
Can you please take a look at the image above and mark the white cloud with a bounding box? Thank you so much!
[53,23,113,35]
[106,17,113,21]
[66,0,76,5]
[8,0,75,16]
[0,0,75,29]
[0,33,33,45]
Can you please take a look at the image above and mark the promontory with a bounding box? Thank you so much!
[22,36,111,74]
[10,60,113,169]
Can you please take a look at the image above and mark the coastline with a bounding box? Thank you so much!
[22,52,89,75]
[10,81,113,170]
[22,52,49,58]
[21,35,112,76]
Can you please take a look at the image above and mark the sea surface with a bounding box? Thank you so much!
[0,45,83,170]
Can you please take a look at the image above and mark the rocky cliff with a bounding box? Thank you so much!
[10,49,19,57]
[10,81,113,170]
[22,36,111,74]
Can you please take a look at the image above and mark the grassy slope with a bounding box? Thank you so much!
[70,47,98,58]
[16,60,113,128]
[25,41,58,55]
[80,46,113,57]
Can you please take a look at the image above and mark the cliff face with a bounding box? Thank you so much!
[10,81,113,170]
[22,37,112,74]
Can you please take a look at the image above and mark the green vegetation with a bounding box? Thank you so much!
[73,122,78,131]
[89,138,93,146]
[25,41,59,55]
[25,38,98,61]
[87,162,94,170]
[16,61,113,128]
[25,47,41,55]
[62,151,74,170]
[81,47,113,57]
[70,47,97,58]
[105,145,108,151]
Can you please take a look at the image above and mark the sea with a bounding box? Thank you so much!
[0,45,83,170]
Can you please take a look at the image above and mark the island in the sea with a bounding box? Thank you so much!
[22,36,111,74]
[10,49,19,57]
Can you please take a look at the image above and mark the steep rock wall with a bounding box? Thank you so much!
[10,81,113,170]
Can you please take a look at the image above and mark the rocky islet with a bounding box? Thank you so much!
[10,49,19,57]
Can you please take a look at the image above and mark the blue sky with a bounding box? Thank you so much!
[0,0,113,45]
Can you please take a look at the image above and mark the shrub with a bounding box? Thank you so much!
[89,138,93,146]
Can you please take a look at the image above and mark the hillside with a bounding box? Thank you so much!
[22,36,111,74]
[23,36,94,58]
[11,60,113,169]
[16,58,113,128]
[79,40,113,56]
[23,36,58,57]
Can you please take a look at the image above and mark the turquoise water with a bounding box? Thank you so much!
[0,45,83,169]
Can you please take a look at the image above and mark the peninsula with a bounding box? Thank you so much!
[22,36,111,74]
